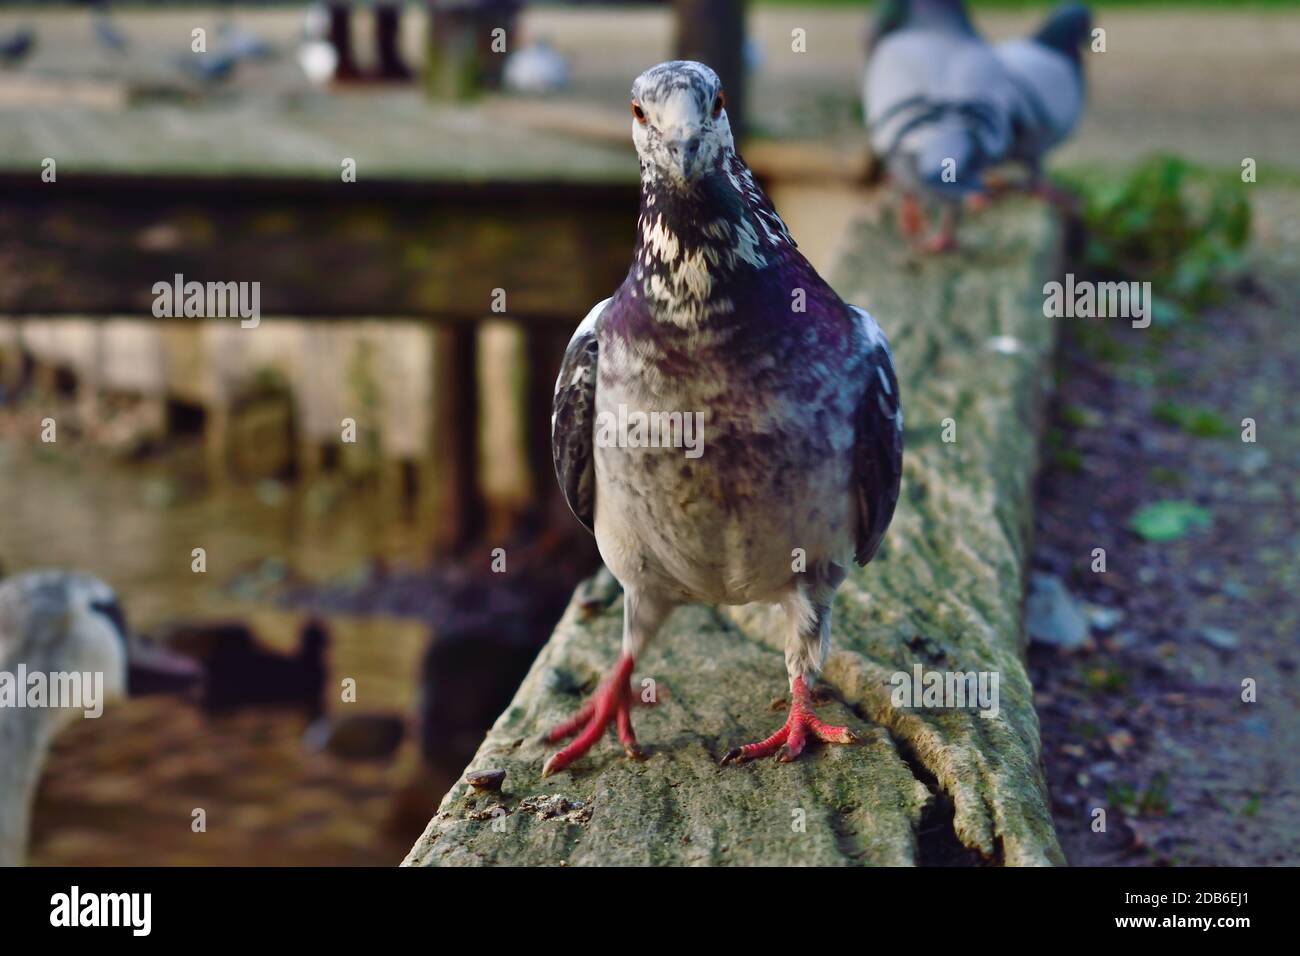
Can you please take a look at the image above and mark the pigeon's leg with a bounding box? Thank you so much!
[921,203,960,254]
[722,583,858,765]
[966,169,1015,210]
[1031,178,1077,212]
[542,589,671,776]
[898,192,926,238]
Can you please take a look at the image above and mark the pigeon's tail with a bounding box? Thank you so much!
[1034,2,1091,57]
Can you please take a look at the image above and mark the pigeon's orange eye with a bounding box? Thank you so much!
[712,91,725,119]
[631,102,647,124]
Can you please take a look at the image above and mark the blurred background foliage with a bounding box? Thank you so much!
[1062,157,1253,324]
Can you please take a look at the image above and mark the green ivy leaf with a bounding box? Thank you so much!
[1128,501,1213,542]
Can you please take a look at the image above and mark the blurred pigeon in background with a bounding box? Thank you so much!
[996,3,1091,196]
[176,48,240,85]
[91,2,129,54]
[298,3,338,86]
[863,0,1017,251]
[0,27,35,68]
[175,14,276,86]
[503,38,570,96]
[219,19,277,63]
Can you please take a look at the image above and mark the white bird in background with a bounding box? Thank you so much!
[503,38,570,96]
[0,570,201,866]
[298,2,338,86]
[863,0,1019,251]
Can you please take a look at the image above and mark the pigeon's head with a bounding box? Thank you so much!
[630,61,733,187]
[0,572,200,738]
[1036,3,1092,59]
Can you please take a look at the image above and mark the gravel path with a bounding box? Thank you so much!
[1029,185,1300,865]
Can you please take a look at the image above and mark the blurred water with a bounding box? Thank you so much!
[0,441,440,866]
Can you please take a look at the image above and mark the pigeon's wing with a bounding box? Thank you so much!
[551,297,610,536]
[865,30,1017,187]
[996,38,1084,160]
[849,306,903,567]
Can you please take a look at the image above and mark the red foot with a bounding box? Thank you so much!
[898,194,926,238]
[921,229,958,254]
[721,676,858,765]
[542,654,642,776]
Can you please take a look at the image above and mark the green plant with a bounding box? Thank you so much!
[1065,156,1251,323]
[1128,500,1212,542]
[1151,400,1234,438]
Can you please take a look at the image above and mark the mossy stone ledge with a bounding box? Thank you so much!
[404,201,1066,867]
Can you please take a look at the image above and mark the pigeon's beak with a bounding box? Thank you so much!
[665,132,703,180]
[126,635,203,697]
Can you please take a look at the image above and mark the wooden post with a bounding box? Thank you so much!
[424,0,521,101]
[673,0,747,139]
[525,325,570,529]
[429,324,484,555]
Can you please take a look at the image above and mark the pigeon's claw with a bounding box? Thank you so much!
[898,193,926,237]
[721,677,858,766]
[1031,181,1078,212]
[542,654,638,776]
[545,699,596,743]
[921,229,959,254]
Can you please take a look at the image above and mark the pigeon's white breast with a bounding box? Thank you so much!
[591,342,858,607]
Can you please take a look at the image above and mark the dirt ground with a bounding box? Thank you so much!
[1030,186,1300,866]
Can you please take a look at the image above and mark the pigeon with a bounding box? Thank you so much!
[93,10,129,54]
[0,27,35,68]
[544,61,903,776]
[174,15,277,86]
[219,20,277,63]
[503,38,570,96]
[995,3,1091,192]
[863,0,1018,251]
[298,3,339,85]
[176,46,240,85]
[298,39,338,86]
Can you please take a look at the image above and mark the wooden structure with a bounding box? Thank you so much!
[405,201,1068,867]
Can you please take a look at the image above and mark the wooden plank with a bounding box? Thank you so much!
[0,176,637,322]
[0,98,637,184]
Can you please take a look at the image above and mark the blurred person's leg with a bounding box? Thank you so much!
[375,3,412,81]
[329,2,362,81]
